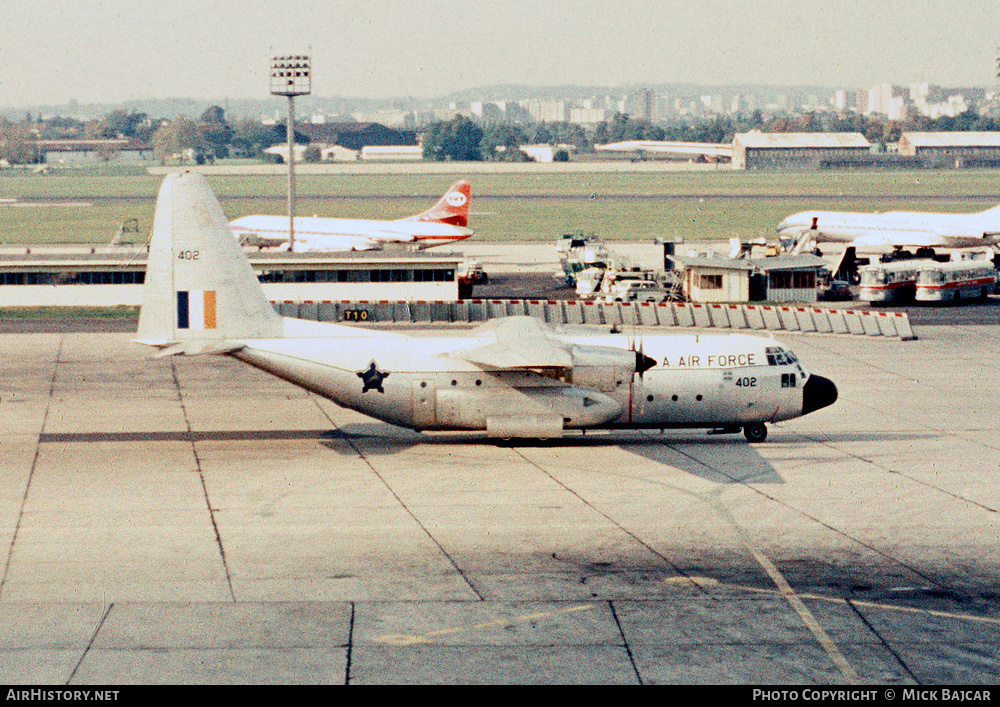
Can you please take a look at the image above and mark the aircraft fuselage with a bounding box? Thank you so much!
[777,207,1000,249]
[228,328,834,438]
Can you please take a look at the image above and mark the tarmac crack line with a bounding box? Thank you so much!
[312,399,483,601]
[705,498,861,685]
[0,334,62,599]
[800,429,998,515]
[664,440,951,593]
[844,598,921,685]
[511,447,706,591]
[608,600,644,685]
[171,359,236,603]
[631,438,864,682]
[66,602,113,685]
[344,602,355,685]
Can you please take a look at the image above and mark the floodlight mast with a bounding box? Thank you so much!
[269,54,311,252]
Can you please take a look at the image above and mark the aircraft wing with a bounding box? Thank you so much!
[450,317,573,371]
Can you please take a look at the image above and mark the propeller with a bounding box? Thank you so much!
[625,322,656,377]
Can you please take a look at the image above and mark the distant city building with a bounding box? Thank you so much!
[568,107,607,124]
[861,84,909,120]
[623,89,654,121]
[470,101,507,122]
[522,99,567,123]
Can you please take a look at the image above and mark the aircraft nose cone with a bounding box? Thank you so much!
[802,374,838,415]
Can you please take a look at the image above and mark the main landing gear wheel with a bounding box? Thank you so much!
[743,423,768,443]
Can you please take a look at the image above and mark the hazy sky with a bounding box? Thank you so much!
[3,0,998,107]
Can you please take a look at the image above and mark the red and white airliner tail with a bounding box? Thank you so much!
[230,180,474,252]
[402,180,471,227]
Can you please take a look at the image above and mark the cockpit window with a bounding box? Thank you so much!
[765,346,797,366]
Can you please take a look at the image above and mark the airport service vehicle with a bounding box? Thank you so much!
[458,259,487,285]
[136,172,838,442]
[858,260,925,304]
[230,180,473,252]
[599,279,671,303]
[915,259,998,302]
[818,280,853,302]
[777,204,1000,253]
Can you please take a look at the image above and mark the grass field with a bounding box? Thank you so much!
[1,162,999,245]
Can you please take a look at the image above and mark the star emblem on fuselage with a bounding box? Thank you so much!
[357,361,390,393]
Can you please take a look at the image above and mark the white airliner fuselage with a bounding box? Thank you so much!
[230,215,474,252]
[230,180,473,251]
[777,205,1000,250]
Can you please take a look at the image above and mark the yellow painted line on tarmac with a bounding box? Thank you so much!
[718,580,1000,626]
[747,548,861,685]
[375,603,596,646]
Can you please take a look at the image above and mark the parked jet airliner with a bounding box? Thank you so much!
[777,204,1000,251]
[137,172,837,442]
[230,180,473,251]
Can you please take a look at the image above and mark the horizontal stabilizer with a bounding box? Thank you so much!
[136,339,247,358]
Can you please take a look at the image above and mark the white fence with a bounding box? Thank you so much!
[271,298,917,340]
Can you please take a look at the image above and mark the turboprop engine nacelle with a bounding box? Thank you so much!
[564,344,657,392]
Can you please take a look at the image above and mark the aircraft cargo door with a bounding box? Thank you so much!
[412,379,437,428]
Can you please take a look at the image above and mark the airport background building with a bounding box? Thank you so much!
[669,254,753,303]
[0,246,462,306]
[669,253,826,303]
[731,132,872,170]
[897,132,1000,168]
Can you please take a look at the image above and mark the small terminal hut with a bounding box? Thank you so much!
[669,252,827,303]
[748,254,827,303]
[669,254,753,303]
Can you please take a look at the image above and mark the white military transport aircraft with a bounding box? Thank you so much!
[777,204,1000,252]
[136,172,837,441]
[229,180,473,251]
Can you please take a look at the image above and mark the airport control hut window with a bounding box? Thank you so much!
[769,271,815,289]
[699,274,723,290]
[793,271,815,288]
[770,272,792,289]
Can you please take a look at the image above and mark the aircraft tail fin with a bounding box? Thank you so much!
[136,171,283,350]
[401,180,471,227]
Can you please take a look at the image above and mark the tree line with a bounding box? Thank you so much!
[2,104,998,166]
[0,106,287,165]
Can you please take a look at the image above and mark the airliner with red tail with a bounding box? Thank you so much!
[230,180,473,251]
